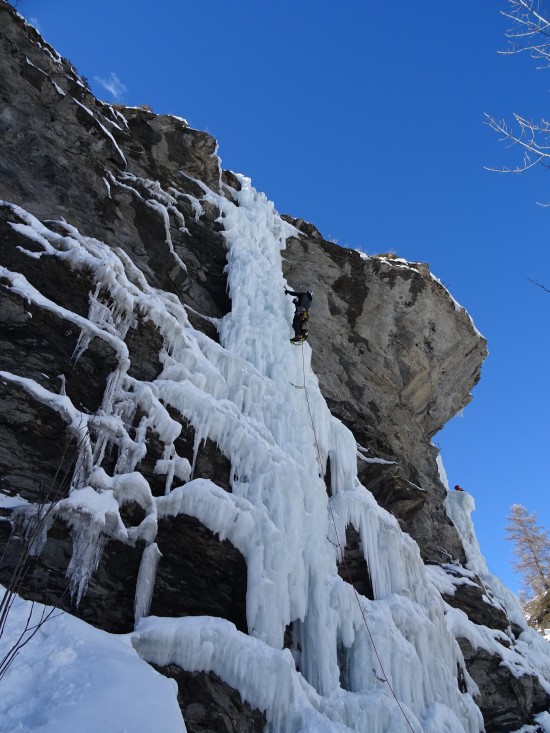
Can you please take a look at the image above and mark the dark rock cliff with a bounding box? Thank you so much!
[0,3,548,732]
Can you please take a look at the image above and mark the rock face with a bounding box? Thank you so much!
[281,230,485,564]
[1,3,549,732]
[153,666,266,733]
[458,638,550,732]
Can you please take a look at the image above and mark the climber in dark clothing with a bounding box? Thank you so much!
[285,288,313,343]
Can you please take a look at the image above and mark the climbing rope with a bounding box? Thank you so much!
[299,346,417,733]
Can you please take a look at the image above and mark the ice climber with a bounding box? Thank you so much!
[285,287,313,344]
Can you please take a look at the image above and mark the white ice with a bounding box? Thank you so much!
[2,162,545,733]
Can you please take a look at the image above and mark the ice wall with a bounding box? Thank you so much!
[1,169,489,732]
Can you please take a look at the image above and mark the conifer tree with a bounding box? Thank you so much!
[505,504,550,597]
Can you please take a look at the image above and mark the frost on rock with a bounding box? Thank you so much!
[1,170,536,732]
[72,98,127,166]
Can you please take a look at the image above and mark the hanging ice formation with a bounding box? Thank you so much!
[6,166,540,733]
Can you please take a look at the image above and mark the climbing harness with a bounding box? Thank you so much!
[297,344,417,733]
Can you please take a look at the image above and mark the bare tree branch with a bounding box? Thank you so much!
[0,428,88,681]
[485,113,550,172]
[528,277,550,291]
[487,0,550,182]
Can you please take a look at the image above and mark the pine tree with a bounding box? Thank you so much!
[505,504,550,597]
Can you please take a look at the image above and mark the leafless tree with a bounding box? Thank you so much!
[0,433,82,681]
[506,503,550,597]
[502,0,550,65]
[0,486,72,681]
[486,0,550,175]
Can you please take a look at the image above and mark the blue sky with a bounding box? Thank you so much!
[19,0,550,593]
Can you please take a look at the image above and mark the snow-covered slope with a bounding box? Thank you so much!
[0,590,184,733]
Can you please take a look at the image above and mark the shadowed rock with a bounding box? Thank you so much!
[337,524,374,600]
[458,637,549,733]
[0,512,248,637]
[357,460,427,528]
[0,381,78,502]
[153,665,266,733]
[151,515,248,634]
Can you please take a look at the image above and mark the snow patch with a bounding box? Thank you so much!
[0,591,184,733]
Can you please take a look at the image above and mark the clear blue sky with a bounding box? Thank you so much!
[17,0,550,593]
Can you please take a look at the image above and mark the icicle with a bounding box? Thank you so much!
[134,543,162,625]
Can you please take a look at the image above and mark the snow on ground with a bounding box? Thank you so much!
[0,589,184,733]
